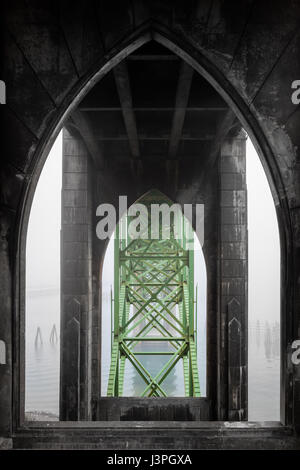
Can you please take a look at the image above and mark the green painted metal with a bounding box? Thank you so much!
[107,190,201,397]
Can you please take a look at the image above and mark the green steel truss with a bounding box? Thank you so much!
[107,191,201,397]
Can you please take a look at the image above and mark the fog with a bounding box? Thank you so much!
[246,138,280,324]
[26,132,280,326]
[25,130,281,417]
[26,131,62,291]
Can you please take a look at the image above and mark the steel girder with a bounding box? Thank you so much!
[107,191,200,397]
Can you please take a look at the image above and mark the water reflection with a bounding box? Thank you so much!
[255,320,261,349]
[25,290,280,421]
[25,289,60,421]
[248,320,280,421]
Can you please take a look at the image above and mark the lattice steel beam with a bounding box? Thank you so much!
[107,190,201,397]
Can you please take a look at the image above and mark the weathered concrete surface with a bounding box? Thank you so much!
[97,398,211,421]
[60,129,93,420]
[11,422,300,450]
[0,210,12,437]
[0,0,300,448]
[219,132,248,421]
[0,437,13,449]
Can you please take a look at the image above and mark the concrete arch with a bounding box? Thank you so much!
[16,22,292,429]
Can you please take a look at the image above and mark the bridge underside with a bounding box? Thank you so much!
[2,0,300,450]
[59,38,248,422]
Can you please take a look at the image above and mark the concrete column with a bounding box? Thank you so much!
[0,210,12,438]
[219,130,248,420]
[60,128,93,420]
[91,166,137,418]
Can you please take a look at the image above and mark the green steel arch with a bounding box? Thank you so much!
[107,190,201,397]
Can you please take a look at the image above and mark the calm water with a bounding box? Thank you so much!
[25,290,280,421]
[25,289,60,418]
[248,321,280,421]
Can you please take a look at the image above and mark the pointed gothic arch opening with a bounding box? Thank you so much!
[100,189,207,401]
[20,26,285,427]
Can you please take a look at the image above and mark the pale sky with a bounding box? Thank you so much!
[26,131,62,291]
[246,138,280,324]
